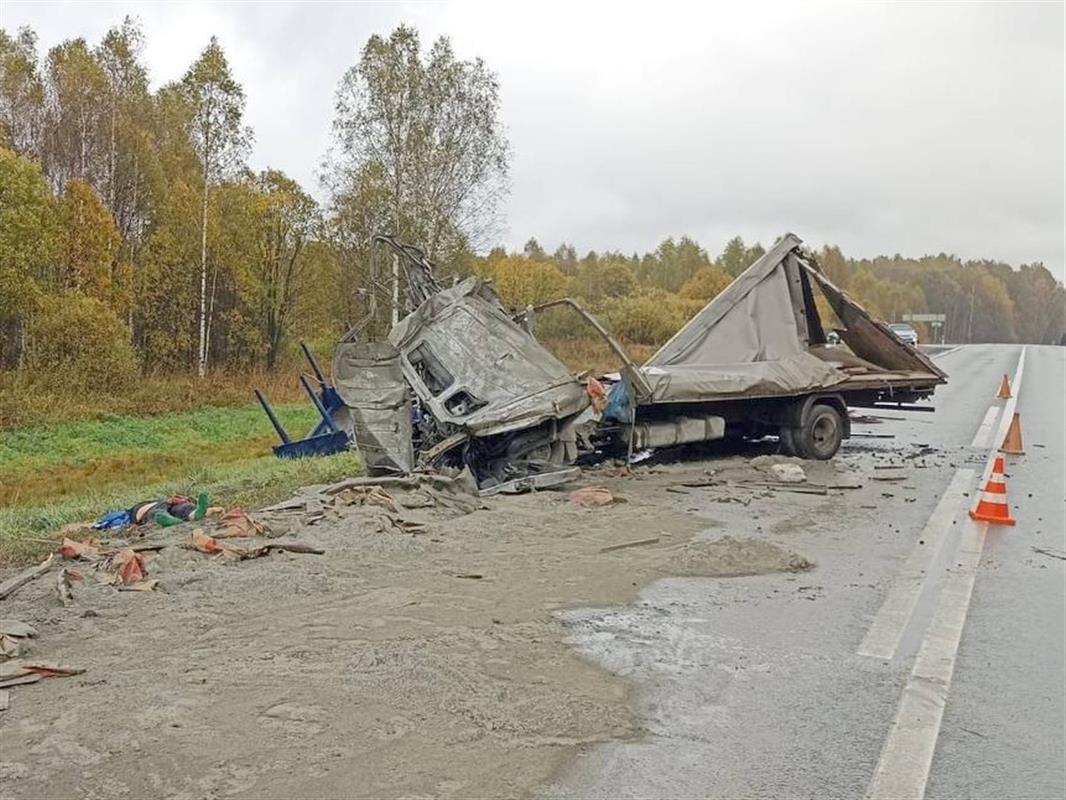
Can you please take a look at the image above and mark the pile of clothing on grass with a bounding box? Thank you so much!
[93,493,212,531]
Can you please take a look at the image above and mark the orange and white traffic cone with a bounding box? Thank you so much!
[999,413,1025,456]
[969,455,1016,526]
[996,374,1013,399]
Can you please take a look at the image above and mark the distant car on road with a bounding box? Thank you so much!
[888,322,919,347]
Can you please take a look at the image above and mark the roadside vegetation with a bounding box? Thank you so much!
[0,401,360,563]
[1,19,1063,561]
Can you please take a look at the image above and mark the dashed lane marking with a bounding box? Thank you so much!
[970,406,1000,449]
[866,519,988,800]
[857,468,975,660]
[866,345,1027,800]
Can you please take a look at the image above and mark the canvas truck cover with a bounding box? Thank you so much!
[388,277,589,437]
[636,233,945,404]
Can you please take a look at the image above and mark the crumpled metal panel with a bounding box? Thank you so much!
[389,277,589,437]
[332,340,414,475]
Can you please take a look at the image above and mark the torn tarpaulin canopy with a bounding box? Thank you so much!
[635,233,945,403]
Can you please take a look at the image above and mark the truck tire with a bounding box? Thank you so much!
[793,403,843,460]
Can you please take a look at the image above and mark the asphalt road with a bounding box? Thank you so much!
[545,344,1065,800]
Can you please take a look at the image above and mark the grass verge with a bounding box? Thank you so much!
[0,400,362,565]
[0,449,361,565]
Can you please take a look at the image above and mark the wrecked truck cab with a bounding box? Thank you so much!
[333,275,590,491]
[389,278,589,437]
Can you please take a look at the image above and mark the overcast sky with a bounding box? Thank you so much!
[2,1,1064,279]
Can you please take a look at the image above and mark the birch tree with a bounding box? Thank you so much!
[96,18,151,239]
[42,37,109,191]
[181,37,249,377]
[326,25,509,327]
[0,27,45,159]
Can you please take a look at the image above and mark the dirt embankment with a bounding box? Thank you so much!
[0,460,813,800]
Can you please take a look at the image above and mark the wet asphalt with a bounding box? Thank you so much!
[544,344,1065,800]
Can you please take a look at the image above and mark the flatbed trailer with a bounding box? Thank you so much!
[594,232,946,460]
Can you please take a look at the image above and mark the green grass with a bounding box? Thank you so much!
[0,402,320,473]
[0,401,362,564]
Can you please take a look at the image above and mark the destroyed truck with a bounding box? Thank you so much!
[331,232,946,491]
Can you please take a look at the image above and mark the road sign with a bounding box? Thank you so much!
[902,313,946,323]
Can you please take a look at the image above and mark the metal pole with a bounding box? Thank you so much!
[966,286,976,343]
[255,390,291,444]
[301,340,326,385]
[391,253,400,327]
[300,375,339,433]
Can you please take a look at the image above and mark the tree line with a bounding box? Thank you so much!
[1,20,1062,391]
[483,235,1065,348]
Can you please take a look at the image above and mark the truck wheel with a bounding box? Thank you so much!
[794,403,843,460]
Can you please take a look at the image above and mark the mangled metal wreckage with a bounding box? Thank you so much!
[331,232,945,492]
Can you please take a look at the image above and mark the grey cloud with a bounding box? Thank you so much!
[2,0,1062,278]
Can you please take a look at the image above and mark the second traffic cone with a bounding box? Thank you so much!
[996,374,1013,399]
[999,413,1025,455]
[969,455,1016,525]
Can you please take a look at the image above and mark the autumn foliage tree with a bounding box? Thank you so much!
[0,17,1063,398]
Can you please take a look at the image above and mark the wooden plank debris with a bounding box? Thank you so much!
[599,536,661,553]
[0,555,54,601]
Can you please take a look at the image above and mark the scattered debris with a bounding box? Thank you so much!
[770,463,807,483]
[481,467,582,496]
[1,634,25,658]
[56,567,81,606]
[186,530,324,561]
[599,536,661,553]
[739,480,827,496]
[216,508,265,538]
[0,620,38,638]
[0,660,85,688]
[871,474,906,482]
[333,485,399,514]
[118,580,160,592]
[569,486,617,507]
[110,549,147,584]
[58,537,100,560]
[0,554,55,600]
[0,672,40,689]
[0,688,8,711]
[1032,546,1066,562]
[188,529,236,558]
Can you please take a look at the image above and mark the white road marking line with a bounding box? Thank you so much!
[930,345,962,359]
[867,345,1028,799]
[969,406,1000,449]
[857,469,975,660]
[991,346,1026,451]
[866,519,987,800]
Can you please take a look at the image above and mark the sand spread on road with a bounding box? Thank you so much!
[0,457,822,799]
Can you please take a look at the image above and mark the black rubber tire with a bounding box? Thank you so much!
[793,403,844,460]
